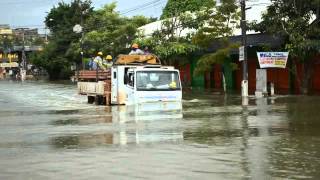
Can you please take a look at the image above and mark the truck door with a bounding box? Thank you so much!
[125,71,135,104]
[111,67,118,104]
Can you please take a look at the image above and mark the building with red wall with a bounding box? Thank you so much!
[179,33,320,95]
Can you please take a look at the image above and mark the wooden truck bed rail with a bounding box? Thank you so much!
[76,70,111,81]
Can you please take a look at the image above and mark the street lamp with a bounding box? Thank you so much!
[73,23,84,71]
[72,24,82,81]
[45,18,54,43]
[73,5,88,70]
[80,8,89,70]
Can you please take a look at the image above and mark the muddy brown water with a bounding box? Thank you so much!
[0,81,320,179]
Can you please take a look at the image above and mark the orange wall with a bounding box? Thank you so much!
[236,59,290,94]
[312,64,320,92]
[311,55,320,93]
[235,59,257,94]
[178,54,320,94]
[267,68,290,94]
[213,64,222,89]
[179,64,191,86]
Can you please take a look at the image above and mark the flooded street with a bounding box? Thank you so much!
[1,81,320,179]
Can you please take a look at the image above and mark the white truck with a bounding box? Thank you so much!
[77,54,182,105]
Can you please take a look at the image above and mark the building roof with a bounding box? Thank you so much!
[13,46,43,52]
[208,33,285,53]
[138,0,270,37]
[231,33,284,48]
[0,24,10,29]
[13,28,39,36]
[0,29,13,35]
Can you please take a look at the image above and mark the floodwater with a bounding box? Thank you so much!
[1,81,320,179]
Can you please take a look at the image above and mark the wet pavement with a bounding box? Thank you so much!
[0,81,320,179]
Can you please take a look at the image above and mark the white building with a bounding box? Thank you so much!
[138,0,271,37]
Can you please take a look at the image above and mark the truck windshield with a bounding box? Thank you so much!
[136,71,181,91]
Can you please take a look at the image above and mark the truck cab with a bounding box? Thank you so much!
[111,65,182,105]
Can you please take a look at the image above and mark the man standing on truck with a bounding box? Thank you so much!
[88,57,94,70]
[94,52,105,70]
[129,43,144,55]
[144,46,151,55]
[105,55,113,68]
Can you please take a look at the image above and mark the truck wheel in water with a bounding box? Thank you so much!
[88,96,94,104]
[95,95,103,105]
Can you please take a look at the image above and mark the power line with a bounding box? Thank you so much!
[8,0,167,29]
[3,0,164,36]
[120,0,161,14]
[247,3,271,7]
[9,0,271,30]
[11,25,46,28]
[121,2,166,16]
[0,0,59,5]
[86,1,166,30]
[120,0,166,15]
[79,2,164,32]
[236,0,271,6]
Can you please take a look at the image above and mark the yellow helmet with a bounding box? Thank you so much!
[131,43,139,49]
[106,55,113,60]
[97,52,103,56]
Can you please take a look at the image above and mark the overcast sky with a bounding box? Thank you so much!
[0,0,270,33]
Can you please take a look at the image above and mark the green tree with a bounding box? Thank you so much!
[136,0,240,69]
[161,0,212,19]
[251,0,320,94]
[135,14,199,65]
[192,0,240,75]
[30,42,71,79]
[136,0,210,65]
[31,1,152,79]
[31,0,93,79]
[83,3,152,57]
[0,35,14,52]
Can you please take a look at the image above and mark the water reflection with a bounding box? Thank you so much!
[112,102,183,123]
[268,96,320,179]
[50,101,184,149]
[2,81,320,179]
[51,133,114,149]
[182,96,293,179]
[51,116,113,126]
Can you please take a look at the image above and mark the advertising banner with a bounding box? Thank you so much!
[0,62,19,68]
[0,29,12,35]
[239,46,244,61]
[257,52,289,68]
[0,53,19,62]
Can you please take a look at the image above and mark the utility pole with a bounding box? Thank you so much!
[241,0,248,98]
[21,29,27,81]
[22,29,26,69]
[45,27,48,44]
[80,10,84,70]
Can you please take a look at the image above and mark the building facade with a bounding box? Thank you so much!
[177,33,320,94]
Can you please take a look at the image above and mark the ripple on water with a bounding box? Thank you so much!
[1,81,320,179]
